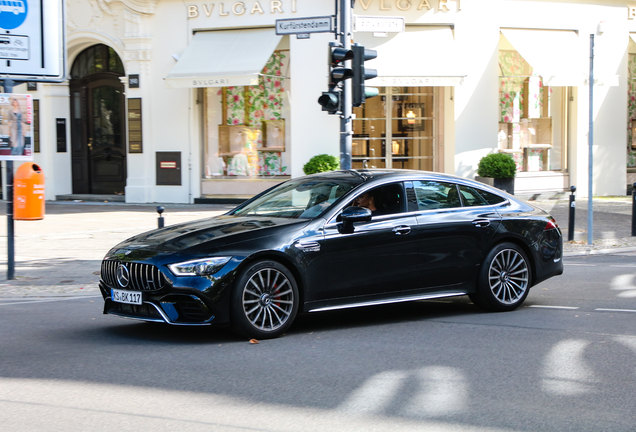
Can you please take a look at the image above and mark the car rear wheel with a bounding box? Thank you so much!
[470,242,531,312]
[230,260,299,339]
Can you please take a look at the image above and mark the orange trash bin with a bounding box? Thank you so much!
[14,163,45,220]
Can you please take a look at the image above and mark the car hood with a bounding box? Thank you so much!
[106,215,310,260]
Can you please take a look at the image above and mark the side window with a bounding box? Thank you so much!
[473,187,506,205]
[411,181,462,210]
[349,182,405,216]
[458,185,489,207]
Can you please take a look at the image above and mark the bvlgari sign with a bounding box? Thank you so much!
[188,1,298,18]
[186,0,460,19]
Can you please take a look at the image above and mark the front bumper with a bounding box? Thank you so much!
[100,282,220,325]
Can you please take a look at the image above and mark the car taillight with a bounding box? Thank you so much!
[544,219,558,230]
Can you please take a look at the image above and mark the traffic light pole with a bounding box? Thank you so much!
[339,0,353,170]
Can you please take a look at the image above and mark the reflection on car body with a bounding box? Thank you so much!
[98,169,563,339]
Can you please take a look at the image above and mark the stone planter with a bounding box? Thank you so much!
[493,177,515,195]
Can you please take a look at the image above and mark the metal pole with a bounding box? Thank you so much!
[157,206,165,229]
[339,0,352,170]
[568,185,576,242]
[3,78,15,279]
[587,34,594,247]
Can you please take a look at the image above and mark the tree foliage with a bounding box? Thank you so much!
[303,154,340,175]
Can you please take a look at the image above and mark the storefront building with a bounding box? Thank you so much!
[3,0,634,203]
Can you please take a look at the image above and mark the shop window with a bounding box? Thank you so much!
[628,53,636,168]
[352,86,438,171]
[498,37,567,173]
[204,50,290,178]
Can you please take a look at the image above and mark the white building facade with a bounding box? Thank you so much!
[3,0,636,203]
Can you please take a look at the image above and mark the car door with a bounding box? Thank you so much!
[316,182,421,301]
[407,181,502,289]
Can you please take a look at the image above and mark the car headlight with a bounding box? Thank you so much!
[168,257,232,276]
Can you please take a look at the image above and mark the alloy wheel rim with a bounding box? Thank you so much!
[242,268,294,332]
[488,249,529,305]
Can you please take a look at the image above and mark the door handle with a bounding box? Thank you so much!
[392,225,411,235]
[472,219,491,228]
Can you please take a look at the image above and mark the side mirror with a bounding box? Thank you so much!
[338,206,372,234]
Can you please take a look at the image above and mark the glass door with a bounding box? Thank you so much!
[352,86,437,171]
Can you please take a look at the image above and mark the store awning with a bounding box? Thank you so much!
[354,26,465,87]
[164,29,282,88]
[500,29,586,87]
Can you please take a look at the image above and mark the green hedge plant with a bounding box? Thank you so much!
[303,154,340,175]
[477,153,517,179]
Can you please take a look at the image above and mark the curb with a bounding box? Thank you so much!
[564,245,636,257]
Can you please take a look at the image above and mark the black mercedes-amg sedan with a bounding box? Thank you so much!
[99,170,563,339]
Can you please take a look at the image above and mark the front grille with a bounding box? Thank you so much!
[101,259,168,291]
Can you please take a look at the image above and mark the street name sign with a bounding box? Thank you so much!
[353,15,405,33]
[276,16,334,35]
[0,0,66,82]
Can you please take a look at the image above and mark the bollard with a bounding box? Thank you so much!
[157,206,165,228]
[568,185,576,242]
[632,183,636,237]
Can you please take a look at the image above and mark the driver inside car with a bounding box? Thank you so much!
[353,191,377,213]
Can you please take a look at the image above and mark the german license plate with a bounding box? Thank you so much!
[111,289,142,305]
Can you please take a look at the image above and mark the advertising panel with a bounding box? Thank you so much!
[0,93,33,160]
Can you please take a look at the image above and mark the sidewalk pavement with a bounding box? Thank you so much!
[0,195,635,298]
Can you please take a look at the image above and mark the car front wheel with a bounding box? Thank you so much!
[230,260,299,339]
[471,242,531,312]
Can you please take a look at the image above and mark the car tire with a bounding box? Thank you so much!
[471,242,532,312]
[230,260,299,339]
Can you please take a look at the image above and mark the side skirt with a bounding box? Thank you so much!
[306,291,468,313]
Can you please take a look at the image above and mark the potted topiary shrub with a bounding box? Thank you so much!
[477,152,517,194]
[303,154,340,175]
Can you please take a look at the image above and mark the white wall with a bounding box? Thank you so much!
[144,0,195,203]
[289,33,340,177]
[453,0,500,178]
[570,4,629,197]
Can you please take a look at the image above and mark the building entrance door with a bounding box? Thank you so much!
[69,44,126,195]
[352,86,442,171]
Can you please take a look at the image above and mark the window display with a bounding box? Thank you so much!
[204,50,290,178]
[628,54,636,167]
[352,87,437,171]
[498,38,566,173]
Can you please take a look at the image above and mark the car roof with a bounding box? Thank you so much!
[303,169,477,184]
[300,169,520,203]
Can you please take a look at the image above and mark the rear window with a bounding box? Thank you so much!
[473,187,506,205]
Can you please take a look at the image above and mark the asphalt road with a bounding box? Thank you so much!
[1,253,636,431]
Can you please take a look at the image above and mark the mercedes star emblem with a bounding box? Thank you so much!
[116,263,130,287]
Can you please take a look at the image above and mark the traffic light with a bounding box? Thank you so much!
[318,91,340,114]
[318,44,354,114]
[328,45,354,86]
[352,44,379,107]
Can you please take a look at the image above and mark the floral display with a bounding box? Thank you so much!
[628,54,636,167]
[220,51,289,176]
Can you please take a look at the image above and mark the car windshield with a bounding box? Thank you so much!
[231,176,362,219]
